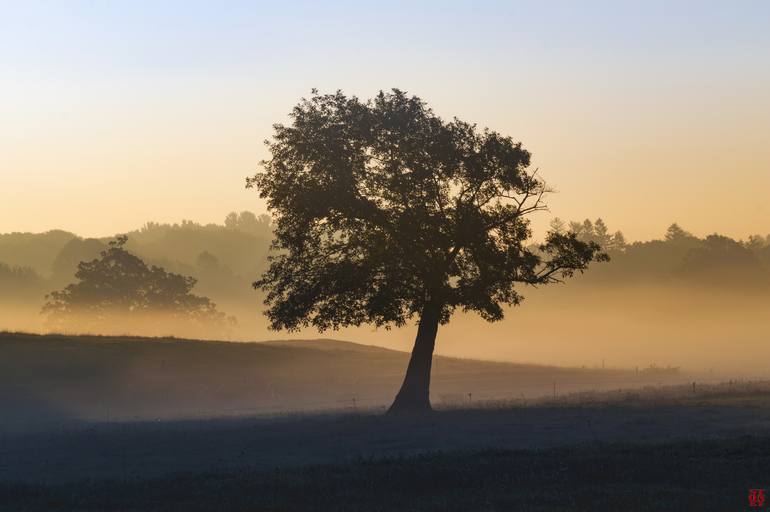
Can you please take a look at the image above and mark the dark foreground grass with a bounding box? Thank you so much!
[3,435,769,512]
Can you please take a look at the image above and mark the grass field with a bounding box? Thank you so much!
[3,332,768,511]
[3,436,768,511]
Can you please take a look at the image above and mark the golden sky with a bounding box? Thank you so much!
[2,1,769,241]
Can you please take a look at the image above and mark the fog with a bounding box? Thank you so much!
[2,215,769,380]
[257,281,770,378]
[0,331,688,435]
[3,281,768,379]
[408,283,770,376]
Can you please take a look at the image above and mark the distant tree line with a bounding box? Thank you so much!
[549,218,627,252]
[552,218,770,286]
[0,212,273,337]
[2,213,770,323]
[0,211,274,304]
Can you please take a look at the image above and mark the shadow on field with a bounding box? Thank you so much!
[3,436,768,511]
[3,391,770,485]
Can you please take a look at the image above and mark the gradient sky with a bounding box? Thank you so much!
[2,1,769,241]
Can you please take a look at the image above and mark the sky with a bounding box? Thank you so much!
[2,0,769,241]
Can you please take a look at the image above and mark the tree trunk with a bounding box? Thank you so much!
[388,303,440,414]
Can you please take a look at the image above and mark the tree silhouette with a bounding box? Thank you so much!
[569,218,626,252]
[679,234,763,284]
[249,89,607,413]
[225,211,272,237]
[43,236,228,332]
[665,223,696,243]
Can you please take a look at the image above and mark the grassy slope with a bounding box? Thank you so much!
[0,331,678,425]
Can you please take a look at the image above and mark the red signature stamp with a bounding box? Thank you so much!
[750,489,766,507]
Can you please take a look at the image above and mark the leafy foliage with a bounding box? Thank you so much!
[224,211,272,237]
[42,236,229,330]
[250,89,607,332]
[680,234,763,283]
[563,217,627,252]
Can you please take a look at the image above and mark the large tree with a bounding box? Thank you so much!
[249,89,607,413]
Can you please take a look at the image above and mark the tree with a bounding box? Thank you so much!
[224,212,239,229]
[569,219,594,241]
[249,89,607,413]
[746,234,768,253]
[664,223,695,242]
[593,218,610,246]
[568,218,625,251]
[225,211,272,237]
[549,217,566,235]
[680,234,763,284]
[43,236,230,334]
[611,231,627,251]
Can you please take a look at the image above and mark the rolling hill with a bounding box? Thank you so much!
[0,331,683,430]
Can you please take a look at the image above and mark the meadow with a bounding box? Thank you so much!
[2,332,769,510]
[4,436,768,511]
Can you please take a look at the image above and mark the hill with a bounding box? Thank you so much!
[0,332,683,431]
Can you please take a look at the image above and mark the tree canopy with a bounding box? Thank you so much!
[42,236,229,333]
[250,89,607,332]
[563,217,626,252]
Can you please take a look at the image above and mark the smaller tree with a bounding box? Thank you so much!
[569,218,626,252]
[43,236,230,335]
[549,217,566,235]
[610,231,627,251]
[664,223,694,242]
[593,218,611,246]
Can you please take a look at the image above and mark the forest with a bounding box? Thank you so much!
[2,214,769,310]
[2,214,769,366]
